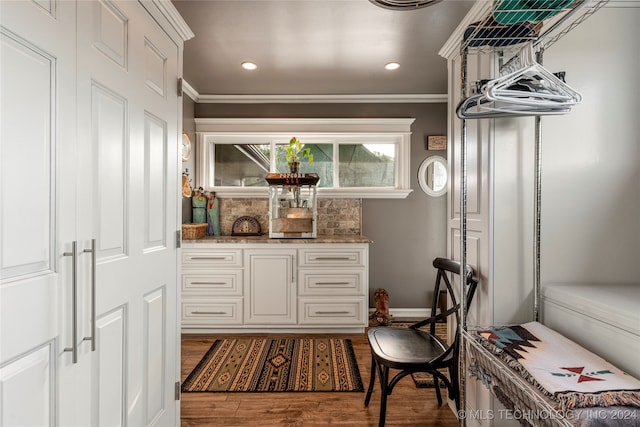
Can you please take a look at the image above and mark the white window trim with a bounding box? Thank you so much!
[194,118,415,199]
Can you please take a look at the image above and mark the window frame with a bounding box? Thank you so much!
[194,118,415,199]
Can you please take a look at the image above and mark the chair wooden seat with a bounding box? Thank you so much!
[367,327,447,367]
[364,257,478,427]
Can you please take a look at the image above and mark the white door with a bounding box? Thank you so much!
[75,1,180,426]
[244,249,297,325]
[0,1,180,425]
[0,1,78,425]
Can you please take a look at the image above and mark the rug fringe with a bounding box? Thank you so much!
[557,390,640,410]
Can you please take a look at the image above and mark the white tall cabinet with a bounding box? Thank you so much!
[439,3,634,426]
[0,1,192,426]
[440,7,537,427]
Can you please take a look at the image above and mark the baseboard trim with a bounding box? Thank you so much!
[369,308,431,319]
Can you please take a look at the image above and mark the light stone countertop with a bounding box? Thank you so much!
[182,234,371,244]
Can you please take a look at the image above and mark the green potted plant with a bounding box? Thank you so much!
[285,137,313,173]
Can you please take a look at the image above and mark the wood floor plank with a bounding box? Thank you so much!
[180,333,461,426]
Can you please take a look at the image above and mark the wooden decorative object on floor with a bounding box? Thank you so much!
[369,288,391,326]
[181,337,363,392]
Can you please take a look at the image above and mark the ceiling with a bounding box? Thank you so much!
[171,0,475,98]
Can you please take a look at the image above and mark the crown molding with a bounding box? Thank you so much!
[182,80,198,101]
[197,93,447,104]
[147,0,194,41]
[194,117,416,133]
[197,93,447,103]
[181,83,447,104]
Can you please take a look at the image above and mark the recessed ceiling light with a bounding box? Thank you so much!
[241,61,257,70]
[385,62,400,71]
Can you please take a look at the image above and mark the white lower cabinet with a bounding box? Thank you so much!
[244,249,297,325]
[181,242,369,333]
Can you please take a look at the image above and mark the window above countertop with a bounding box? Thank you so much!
[194,118,415,199]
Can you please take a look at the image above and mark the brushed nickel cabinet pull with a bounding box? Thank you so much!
[191,281,227,285]
[315,282,350,285]
[315,311,350,315]
[190,256,228,260]
[82,239,96,351]
[312,256,353,261]
[62,241,78,363]
[192,310,227,315]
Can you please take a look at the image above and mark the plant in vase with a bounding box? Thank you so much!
[285,137,313,173]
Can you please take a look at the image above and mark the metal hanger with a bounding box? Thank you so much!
[456,92,571,119]
[483,43,582,107]
[457,43,580,118]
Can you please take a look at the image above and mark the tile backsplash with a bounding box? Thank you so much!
[214,198,362,236]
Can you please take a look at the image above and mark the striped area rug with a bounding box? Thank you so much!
[181,337,363,392]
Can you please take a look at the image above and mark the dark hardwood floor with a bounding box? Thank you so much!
[181,333,461,427]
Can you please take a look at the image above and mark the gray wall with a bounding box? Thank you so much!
[193,102,448,309]
[182,96,196,223]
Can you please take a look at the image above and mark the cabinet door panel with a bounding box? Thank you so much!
[244,250,296,325]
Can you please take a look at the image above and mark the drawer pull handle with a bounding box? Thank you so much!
[191,281,227,285]
[315,311,350,315]
[192,310,227,315]
[190,256,229,260]
[312,257,353,261]
[316,282,350,285]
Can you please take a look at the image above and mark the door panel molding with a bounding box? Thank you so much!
[95,306,126,427]
[92,81,129,261]
[0,28,56,280]
[92,0,128,69]
[143,111,167,251]
[143,286,166,424]
[0,341,56,427]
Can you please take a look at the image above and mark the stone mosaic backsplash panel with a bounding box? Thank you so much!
[216,198,362,236]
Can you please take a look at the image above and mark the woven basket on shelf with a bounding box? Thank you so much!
[182,223,207,240]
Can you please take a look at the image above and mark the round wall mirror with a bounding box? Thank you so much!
[418,156,448,197]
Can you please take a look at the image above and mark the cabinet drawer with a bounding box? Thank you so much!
[298,269,364,296]
[298,299,366,325]
[182,270,243,296]
[182,249,242,268]
[182,299,243,326]
[299,248,366,267]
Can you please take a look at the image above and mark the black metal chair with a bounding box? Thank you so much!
[364,257,478,427]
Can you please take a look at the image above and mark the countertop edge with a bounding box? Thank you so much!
[182,235,372,244]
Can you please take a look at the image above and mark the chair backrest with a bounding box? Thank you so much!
[411,257,478,346]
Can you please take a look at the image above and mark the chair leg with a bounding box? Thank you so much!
[449,365,460,411]
[378,365,390,427]
[433,373,443,406]
[364,354,376,407]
